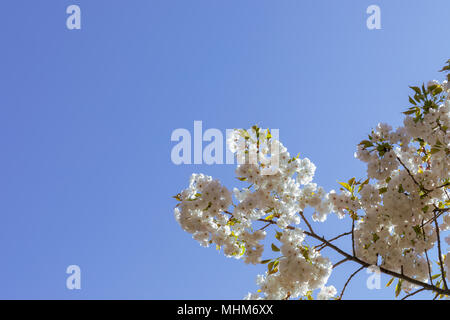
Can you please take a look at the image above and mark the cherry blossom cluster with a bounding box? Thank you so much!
[173,60,450,299]
[345,77,450,294]
[174,127,336,299]
[244,229,334,300]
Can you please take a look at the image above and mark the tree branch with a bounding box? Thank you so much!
[401,288,426,300]
[303,230,450,296]
[396,156,425,190]
[315,231,352,251]
[339,266,364,299]
[433,210,448,290]
[333,258,350,269]
[299,211,314,234]
[424,249,433,286]
[255,214,450,296]
[351,219,356,256]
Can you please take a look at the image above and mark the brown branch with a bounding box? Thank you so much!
[333,258,350,269]
[299,211,314,234]
[259,222,272,231]
[401,288,426,300]
[421,218,434,286]
[315,231,352,251]
[254,211,450,296]
[433,210,448,290]
[351,219,356,256]
[424,249,433,286]
[339,266,364,299]
[423,208,447,226]
[435,181,450,190]
[303,230,450,296]
[396,156,425,190]
[256,218,295,230]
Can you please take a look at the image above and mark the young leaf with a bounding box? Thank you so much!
[386,277,394,287]
[395,279,403,298]
[271,243,280,252]
[338,182,352,192]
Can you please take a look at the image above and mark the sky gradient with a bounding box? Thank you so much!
[0,0,449,299]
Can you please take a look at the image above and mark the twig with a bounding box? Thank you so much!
[256,218,294,230]
[351,219,356,256]
[259,222,272,231]
[339,266,364,299]
[314,231,352,251]
[433,210,448,290]
[396,156,424,190]
[424,249,433,286]
[299,211,314,234]
[303,230,450,296]
[401,288,426,300]
[254,211,450,296]
[333,258,350,269]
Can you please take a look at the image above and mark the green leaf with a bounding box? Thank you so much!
[395,279,403,298]
[431,274,441,280]
[378,187,388,194]
[271,243,280,252]
[267,259,279,274]
[275,231,282,241]
[237,177,247,181]
[260,259,271,264]
[266,129,272,140]
[430,148,441,154]
[413,225,423,237]
[172,194,182,201]
[433,86,443,95]
[357,178,370,192]
[410,86,421,96]
[360,140,373,148]
[338,181,352,192]
[386,277,394,287]
[372,233,380,243]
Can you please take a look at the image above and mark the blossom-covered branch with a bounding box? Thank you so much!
[173,60,450,300]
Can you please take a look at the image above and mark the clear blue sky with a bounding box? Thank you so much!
[0,0,449,299]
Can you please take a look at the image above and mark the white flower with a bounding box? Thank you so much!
[174,84,450,299]
[317,285,337,300]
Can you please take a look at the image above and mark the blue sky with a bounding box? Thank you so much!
[0,0,449,299]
